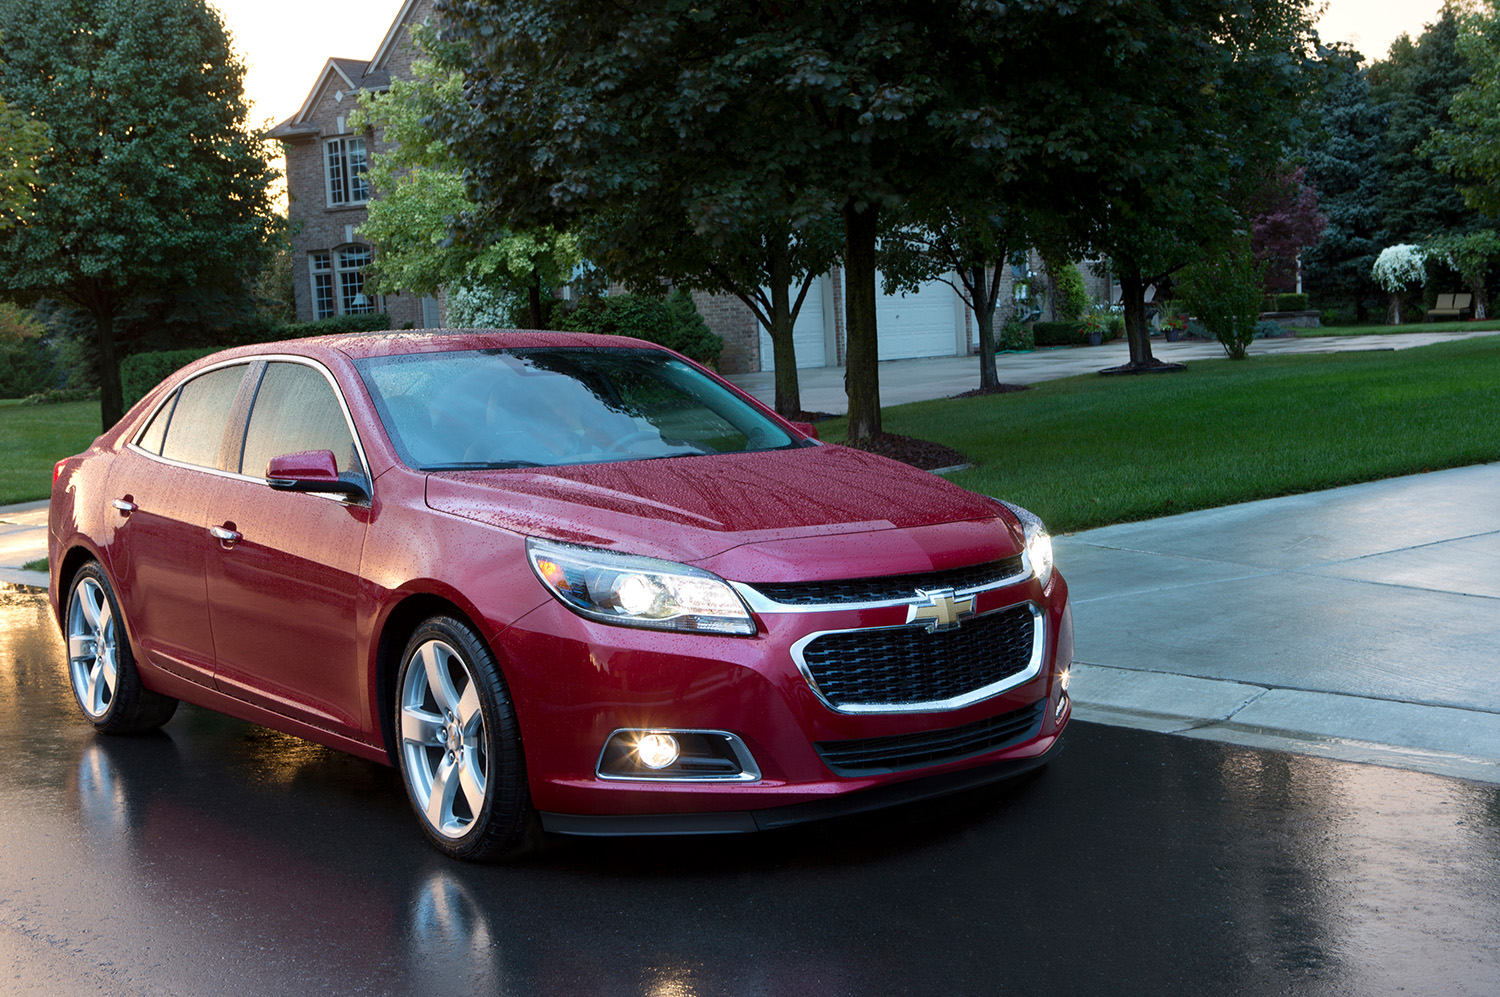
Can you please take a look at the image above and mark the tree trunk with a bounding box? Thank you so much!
[766,243,803,416]
[972,263,999,390]
[529,268,544,328]
[1386,292,1402,325]
[1118,261,1156,368]
[1472,281,1488,321]
[92,305,123,431]
[842,199,881,442]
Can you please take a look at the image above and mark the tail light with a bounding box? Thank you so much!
[53,458,68,485]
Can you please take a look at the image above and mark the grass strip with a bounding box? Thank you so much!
[822,335,1500,534]
[1296,320,1500,337]
[0,401,101,505]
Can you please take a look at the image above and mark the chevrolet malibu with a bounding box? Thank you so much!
[49,330,1073,859]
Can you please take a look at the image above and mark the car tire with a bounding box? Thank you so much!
[394,616,536,860]
[65,561,178,734]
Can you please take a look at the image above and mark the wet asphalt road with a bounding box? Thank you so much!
[3,589,1499,997]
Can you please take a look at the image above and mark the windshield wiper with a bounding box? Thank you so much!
[419,460,544,471]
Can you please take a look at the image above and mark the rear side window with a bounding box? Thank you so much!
[240,361,364,480]
[158,365,248,470]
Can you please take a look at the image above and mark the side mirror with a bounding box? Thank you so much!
[789,420,819,440]
[266,450,368,499]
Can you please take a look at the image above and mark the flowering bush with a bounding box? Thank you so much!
[1371,245,1427,293]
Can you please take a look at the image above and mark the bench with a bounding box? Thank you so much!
[1427,293,1474,321]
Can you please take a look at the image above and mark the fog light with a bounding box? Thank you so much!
[635,732,680,770]
[1055,689,1070,722]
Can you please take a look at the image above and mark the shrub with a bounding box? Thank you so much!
[1320,306,1356,326]
[1255,319,1287,338]
[558,290,723,366]
[121,348,218,408]
[0,304,58,398]
[21,386,99,405]
[1048,262,1089,321]
[1177,239,1267,360]
[1033,321,1085,346]
[998,316,1034,351]
[1274,292,1309,311]
[1106,315,1125,340]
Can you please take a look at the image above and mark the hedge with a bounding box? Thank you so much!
[121,348,220,408]
[1033,321,1086,346]
[1273,292,1310,312]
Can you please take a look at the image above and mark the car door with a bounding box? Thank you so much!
[104,362,253,687]
[203,359,373,739]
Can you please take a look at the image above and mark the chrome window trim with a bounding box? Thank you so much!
[731,554,1033,615]
[125,354,374,504]
[594,728,762,783]
[790,601,1046,715]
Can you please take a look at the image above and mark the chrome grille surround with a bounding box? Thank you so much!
[788,602,1046,715]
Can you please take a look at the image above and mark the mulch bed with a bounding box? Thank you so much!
[949,383,1031,399]
[1099,359,1187,375]
[840,432,972,471]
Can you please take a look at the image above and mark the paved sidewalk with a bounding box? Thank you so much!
[1061,463,1500,784]
[724,327,1500,413]
[0,499,48,589]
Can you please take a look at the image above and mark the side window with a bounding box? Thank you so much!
[136,392,177,455]
[240,362,364,481]
[158,365,248,470]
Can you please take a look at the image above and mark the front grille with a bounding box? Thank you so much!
[750,555,1025,607]
[816,699,1046,775]
[800,604,1037,709]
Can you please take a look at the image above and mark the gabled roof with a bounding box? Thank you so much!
[268,0,426,140]
[369,0,425,73]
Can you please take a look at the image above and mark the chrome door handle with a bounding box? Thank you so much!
[112,499,136,514]
[209,526,241,544]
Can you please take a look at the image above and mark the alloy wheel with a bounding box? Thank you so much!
[399,639,489,839]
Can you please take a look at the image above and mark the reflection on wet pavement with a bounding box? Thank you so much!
[2,591,1498,996]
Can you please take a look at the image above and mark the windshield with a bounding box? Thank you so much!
[354,347,798,471]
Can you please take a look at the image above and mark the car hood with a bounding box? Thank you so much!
[423,443,1022,574]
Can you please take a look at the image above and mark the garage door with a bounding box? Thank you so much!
[758,277,826,371]
[874,275,961,360]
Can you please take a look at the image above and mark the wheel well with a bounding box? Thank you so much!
[374,593,475,766]
[55,547,97,617]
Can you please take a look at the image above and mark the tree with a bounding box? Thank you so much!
[1177,236,1268,359]
[1302,46,1387,319]
[1425,229,1500,317]
[0,39,44,229]
[0,0,277,429]
[352,40,578,330]
[1371,4,1477,245]
[1371,244,1428,323]
[1248,165,1327,293]
[1423,2,1500,219]
[1073,0,1319,370]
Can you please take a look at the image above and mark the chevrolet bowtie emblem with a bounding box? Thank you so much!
[906,588,975,633]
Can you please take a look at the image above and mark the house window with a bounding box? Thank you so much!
[338,245,376,314]
[310,252,335,319]
[325,137,369,206]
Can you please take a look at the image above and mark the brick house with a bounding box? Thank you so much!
[269,0,440,332]
[271,0,1111,375]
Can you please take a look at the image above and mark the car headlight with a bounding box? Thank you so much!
[526,538,756,636]
[999,501,1054,588]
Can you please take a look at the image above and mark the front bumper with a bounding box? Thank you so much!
[497,570,1073,823]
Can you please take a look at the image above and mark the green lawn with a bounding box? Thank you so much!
[823,335,1500,534]
[0,399,101,505]
[1296,319,1500,337]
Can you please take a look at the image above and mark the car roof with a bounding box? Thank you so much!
[327,329,664,360]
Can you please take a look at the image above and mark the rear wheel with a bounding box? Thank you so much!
[395,616,535,860]
[65,562,178,733]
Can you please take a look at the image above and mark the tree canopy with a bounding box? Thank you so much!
[0,0,277,428]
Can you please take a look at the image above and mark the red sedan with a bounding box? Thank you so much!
[49,331,1073,859]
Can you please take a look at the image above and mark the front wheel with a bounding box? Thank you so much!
[65,562,178,733]
[394,616,535,860]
